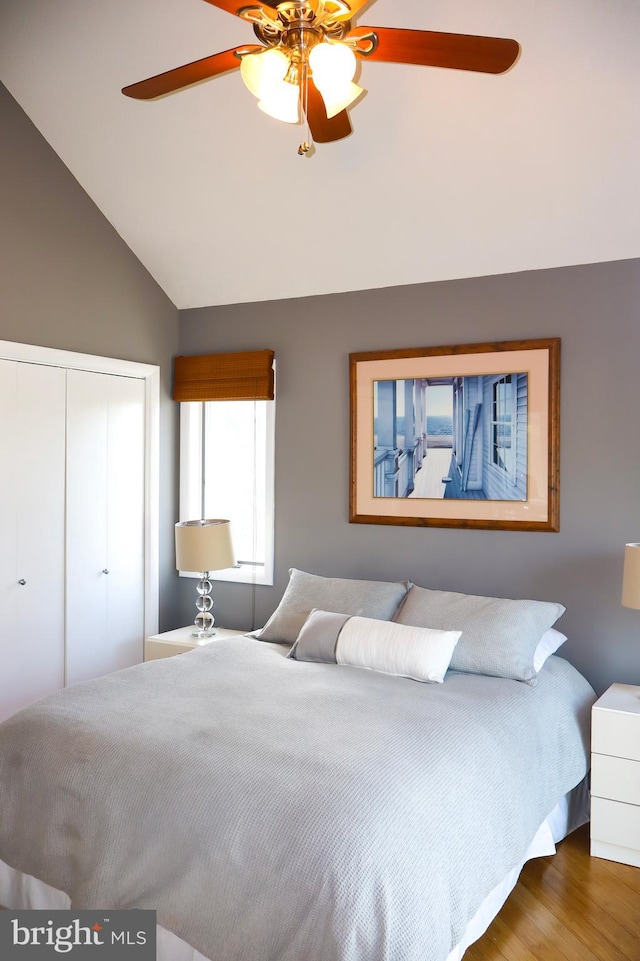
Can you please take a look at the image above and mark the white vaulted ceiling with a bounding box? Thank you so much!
[0,0,638,309]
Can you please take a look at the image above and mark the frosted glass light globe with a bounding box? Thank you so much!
[258,80,300,124]
[309,42,363,118]
[309,42,357,87]
[241,49,289,99]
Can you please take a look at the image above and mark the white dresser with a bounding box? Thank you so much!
[590,683,640,868]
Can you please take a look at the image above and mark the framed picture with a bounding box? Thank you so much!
[350,338,560,532]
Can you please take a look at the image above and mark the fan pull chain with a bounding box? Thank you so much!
[298,65,312,156]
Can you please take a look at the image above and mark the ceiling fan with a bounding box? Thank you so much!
[122,0,520,154]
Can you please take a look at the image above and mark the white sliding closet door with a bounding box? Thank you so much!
[66,370,145,686]
[0,360,66,722]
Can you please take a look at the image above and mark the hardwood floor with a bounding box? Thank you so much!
[465,825,640,961]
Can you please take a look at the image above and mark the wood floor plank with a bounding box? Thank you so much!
[567,832,640,897]
[491,895,573,961]
[522,857,640,961]
[550,834,640,938]
[508,879,603,961]
[464,825,640,961]
[465,929,509,961]
[482,916,544,961]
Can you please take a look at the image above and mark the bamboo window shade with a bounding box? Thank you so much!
[173,349,275,402]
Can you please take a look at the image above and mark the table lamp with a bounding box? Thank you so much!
[175,519,236,638]
[622,543,640,611]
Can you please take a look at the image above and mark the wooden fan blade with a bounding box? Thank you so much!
[199,0,278,15]
[306,79,352,143]
[328,0,375,20]
[350,26,520,74]
[122,45,263,100]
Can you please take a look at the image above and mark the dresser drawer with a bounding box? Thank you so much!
[592,703,640,761]
[591,753,640,804]
[590,796,640,850]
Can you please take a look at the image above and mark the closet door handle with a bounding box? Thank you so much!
[102,569,110,575]
[18,579,26,586]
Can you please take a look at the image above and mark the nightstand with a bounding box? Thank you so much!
[145,625,247,661]
[590,683,640,868]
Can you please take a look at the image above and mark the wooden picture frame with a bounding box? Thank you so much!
[349,338,560,532]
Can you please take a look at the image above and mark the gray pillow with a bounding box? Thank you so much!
[393,585,565,684]
[254,569,411,646]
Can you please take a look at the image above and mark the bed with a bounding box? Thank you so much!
[0,572,596,961]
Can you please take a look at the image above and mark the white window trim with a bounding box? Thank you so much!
[489,373,518,484]
[179,399,275,586]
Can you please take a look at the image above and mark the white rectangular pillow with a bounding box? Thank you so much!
[288,609,461,684]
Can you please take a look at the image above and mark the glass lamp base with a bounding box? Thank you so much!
[192,573,216,639]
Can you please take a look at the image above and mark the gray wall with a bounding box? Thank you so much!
[0,83,180,626]
[6,74,636,694]
[179,258,640,695]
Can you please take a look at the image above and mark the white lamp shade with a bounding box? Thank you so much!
[175,519,236,573]
[309,43,363,119]
[258,81,300,124]
[309,42,357,88]
[317,80,363,118]
[240,49,289,99]
[622,542,640,610]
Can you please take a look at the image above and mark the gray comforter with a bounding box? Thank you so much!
[0,638,594,961]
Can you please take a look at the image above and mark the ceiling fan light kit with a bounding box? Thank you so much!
[240,47,289,98]
[122,0,520,155]
[258,80,300,123]
[308,42,363,118]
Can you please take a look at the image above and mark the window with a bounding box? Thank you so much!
[179,397,275,585]
[491,374,516,479]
